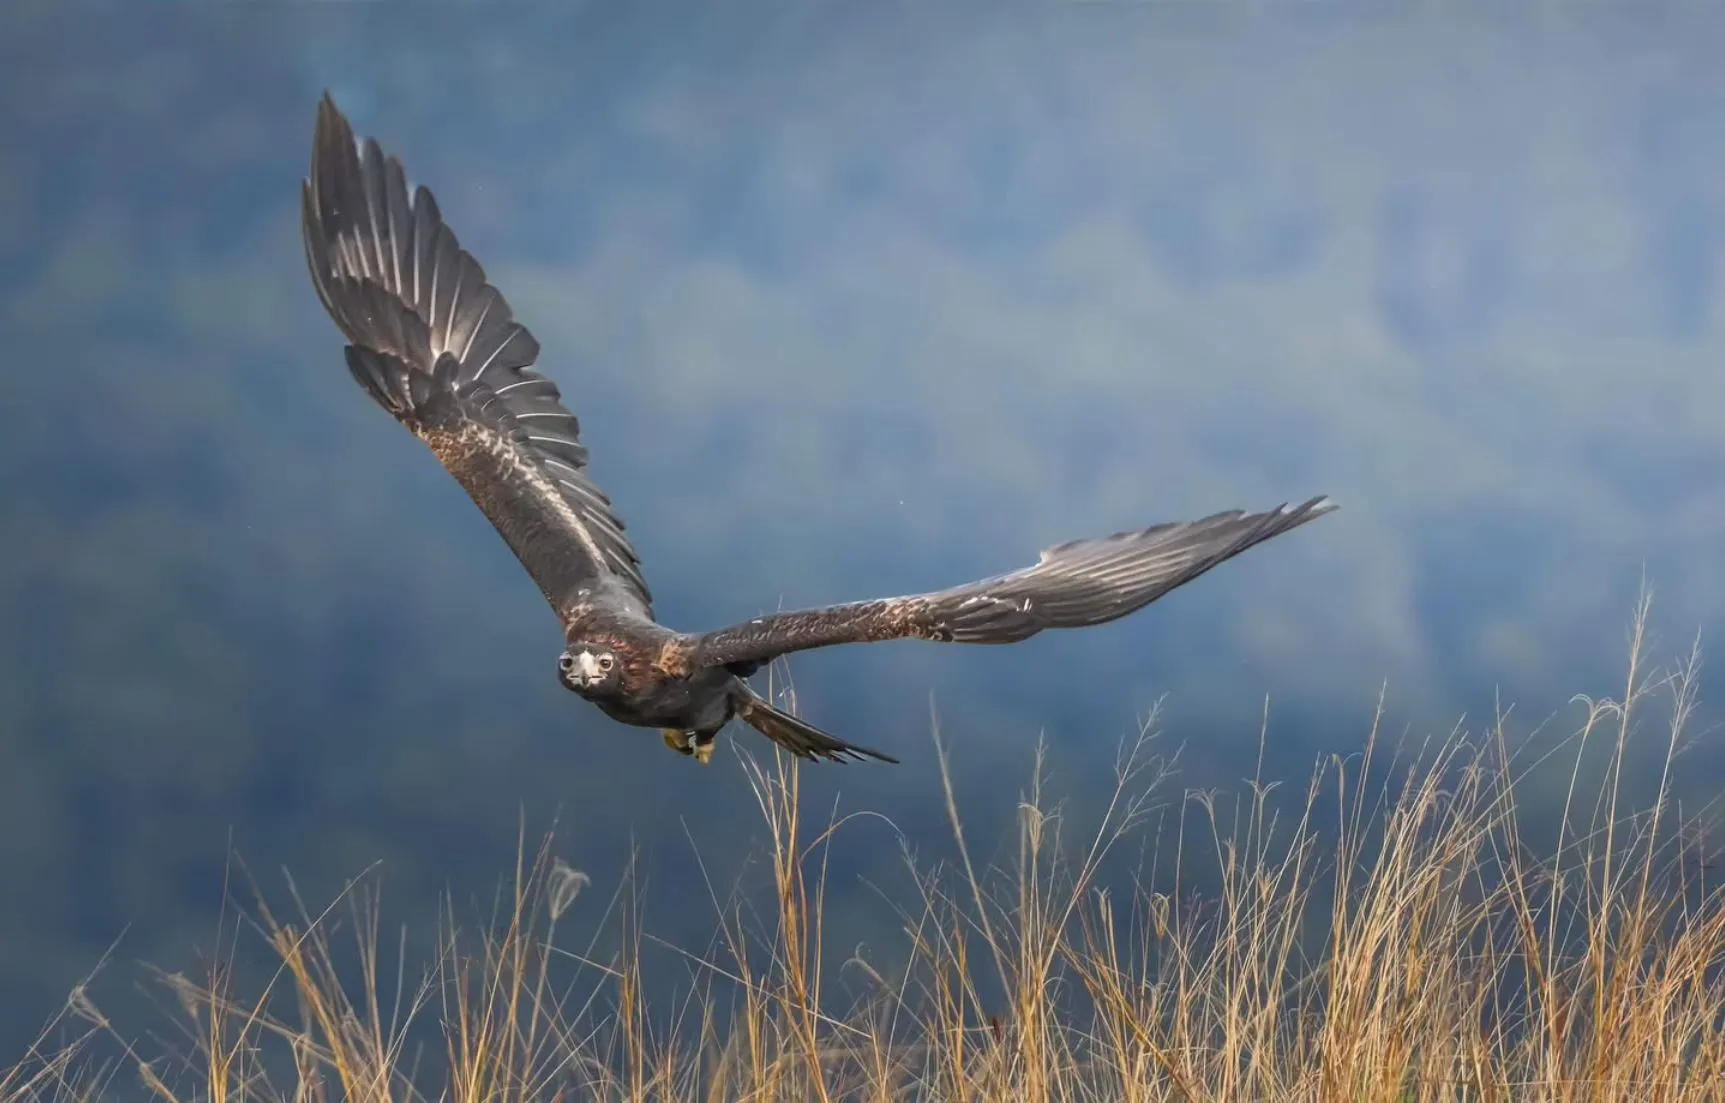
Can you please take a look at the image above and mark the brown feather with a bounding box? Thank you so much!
[680,496,1338,672]
[303,93,654,620]
[731,684,899,764]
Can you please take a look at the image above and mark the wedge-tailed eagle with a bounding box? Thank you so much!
[300,93,1337,767]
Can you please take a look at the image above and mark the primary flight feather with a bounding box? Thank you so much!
[300,92,1338,767]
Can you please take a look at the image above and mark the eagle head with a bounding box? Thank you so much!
[559,645,620,696]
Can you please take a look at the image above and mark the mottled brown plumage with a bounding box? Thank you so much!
[656,500,1341,676]
[301,92,1338,768]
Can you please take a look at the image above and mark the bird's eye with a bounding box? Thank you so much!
[598,655,615,672]
[558,653,575,673]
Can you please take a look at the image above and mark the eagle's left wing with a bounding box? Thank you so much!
[302,92,654,620]
[664,496,1336,675]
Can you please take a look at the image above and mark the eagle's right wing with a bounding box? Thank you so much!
[666,497,1337,674]
[302,93,653,619]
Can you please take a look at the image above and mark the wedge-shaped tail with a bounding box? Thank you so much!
[731,683,900,764]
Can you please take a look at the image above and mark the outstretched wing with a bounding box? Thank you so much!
[302,92,654,618]
[669,496,1337,674]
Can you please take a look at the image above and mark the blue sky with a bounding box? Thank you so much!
[3,0,1724,1054]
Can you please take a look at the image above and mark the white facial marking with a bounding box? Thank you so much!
[574,650,603,680]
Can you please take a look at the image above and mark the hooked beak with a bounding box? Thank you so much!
[569,651,602,687]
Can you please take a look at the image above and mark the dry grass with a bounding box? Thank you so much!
[10,593,1725,1102]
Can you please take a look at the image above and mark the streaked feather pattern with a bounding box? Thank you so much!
[301,93,652,613]
[675,496,1338,672]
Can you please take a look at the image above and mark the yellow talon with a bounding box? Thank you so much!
[661,729,694,756]
[693,738,717,765]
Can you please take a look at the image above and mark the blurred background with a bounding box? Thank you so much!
[4,0,1724,1055]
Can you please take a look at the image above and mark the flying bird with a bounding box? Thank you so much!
[300,93,1338,767]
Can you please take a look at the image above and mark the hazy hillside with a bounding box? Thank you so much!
[3,0,1724,1071]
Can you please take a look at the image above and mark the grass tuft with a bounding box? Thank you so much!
[9,594,1725,1101]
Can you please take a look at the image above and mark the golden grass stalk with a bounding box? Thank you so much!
[9,593,1725,1101]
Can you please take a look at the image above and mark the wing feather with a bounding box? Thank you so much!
[674,496,1338,673]
[302,92,654,616]
[342,346,629,612]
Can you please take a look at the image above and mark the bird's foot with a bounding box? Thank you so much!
[661,729,695,756]
[691,732,718,765]
[662,729,719,764]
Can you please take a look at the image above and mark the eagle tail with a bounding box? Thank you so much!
[731,685,899,765]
